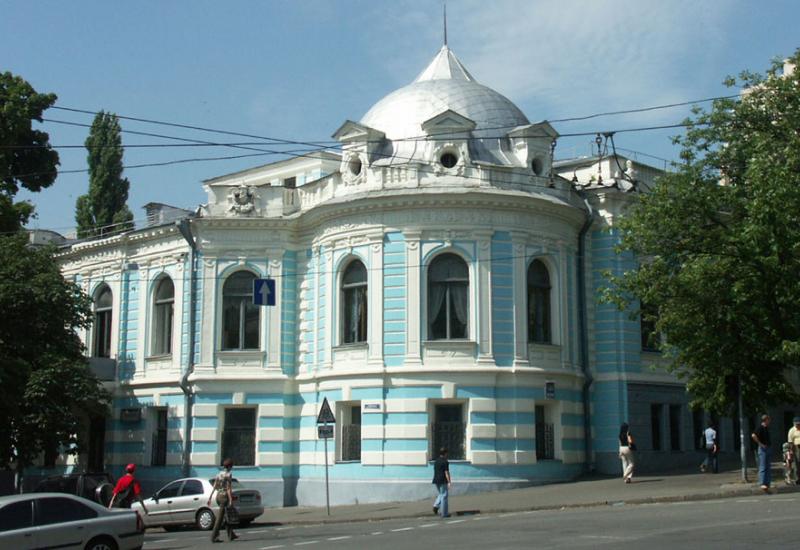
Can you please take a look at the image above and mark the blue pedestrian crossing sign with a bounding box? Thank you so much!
[253,278,276,306]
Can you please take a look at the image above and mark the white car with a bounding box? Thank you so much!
[132,477,263,531]
[0,492,144,550]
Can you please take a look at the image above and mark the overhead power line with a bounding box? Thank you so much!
[48,93,736,146]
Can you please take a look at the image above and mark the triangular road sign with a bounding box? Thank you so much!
[317,397,336,424]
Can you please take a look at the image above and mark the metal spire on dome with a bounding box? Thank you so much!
[443,2,447,47]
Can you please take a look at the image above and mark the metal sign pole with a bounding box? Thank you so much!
[324,421,330,515]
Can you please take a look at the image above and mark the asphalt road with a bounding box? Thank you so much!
[141,495,800,550]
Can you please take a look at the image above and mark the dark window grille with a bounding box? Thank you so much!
[669,404,681,451]
[651,404,663,451]
[222,408,256,466]
[692,409,705,450]
[340,405,362,461]
[432,404,465,460]
[342,424,362,461]
[535,405,555,460]
[151,409,168,466]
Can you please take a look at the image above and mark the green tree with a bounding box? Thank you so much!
[0,72,60,233]
[75,111,133,237]
[603,51,800,415]
[0,235,110,485]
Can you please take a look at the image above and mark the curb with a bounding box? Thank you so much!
[262,483,800,527]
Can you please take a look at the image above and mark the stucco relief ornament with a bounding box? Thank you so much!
[431,142,468,176]
[342,153,367,186]
[227,184,256,215]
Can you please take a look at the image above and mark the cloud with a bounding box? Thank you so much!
[366,0,738,125]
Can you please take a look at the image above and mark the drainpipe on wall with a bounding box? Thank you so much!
[177,219,197,478]
[577,195,595,472]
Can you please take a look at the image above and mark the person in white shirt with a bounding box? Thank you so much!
[700,422,718,473]
[787,417,800,485]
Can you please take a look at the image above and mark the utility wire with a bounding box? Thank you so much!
[49,93,735,146]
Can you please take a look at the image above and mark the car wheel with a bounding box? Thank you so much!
[84,536,118,550]
[196,508,215,531]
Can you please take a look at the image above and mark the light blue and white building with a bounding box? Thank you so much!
[50,45,730,506]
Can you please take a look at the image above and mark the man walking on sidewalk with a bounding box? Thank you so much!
[700,421,718,474]
[751,414,772,492]
[787,417,800,484]
[432,447,451,518]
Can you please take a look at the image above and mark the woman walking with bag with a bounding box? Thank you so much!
[619,423,636,484]
[207,458,238,543]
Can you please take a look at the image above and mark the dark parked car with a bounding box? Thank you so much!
[33,473,115,507]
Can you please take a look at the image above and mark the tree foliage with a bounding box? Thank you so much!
[603,51,800,415]
[0,235,110,472]
[75,111,133,238]
[0,72,60,233]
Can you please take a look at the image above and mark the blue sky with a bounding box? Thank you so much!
[2,0,798,234]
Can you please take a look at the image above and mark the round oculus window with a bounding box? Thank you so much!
[439,152,458,169]
[348,157,362,176]
[531,157,544,176]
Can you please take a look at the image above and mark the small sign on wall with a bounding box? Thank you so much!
[120,408,142,423]
[362,401,383,413]
[545,382,555,400]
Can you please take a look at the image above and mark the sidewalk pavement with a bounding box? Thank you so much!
[259,465,800,526]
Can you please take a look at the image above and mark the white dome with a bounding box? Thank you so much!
[361,46,529,141]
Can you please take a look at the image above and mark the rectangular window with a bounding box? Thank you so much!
[151,408,168,466]
[153,301,173,355]
[222,408,256,466]
[692,409,705,451]
[669,404,681,451]
[535,405,555,460]
[432,404,465,460]
[94,310,112,358]
[640,302,660,351]
[340,404,361,462]
[283,176,296,189]
[651,404,663,451]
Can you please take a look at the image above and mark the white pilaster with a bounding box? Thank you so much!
[266,250,283,369]
[323,247,334,369]
[368,233,384,367]
[312,246,321,371]
[475,230,494,364]
[511,233,529,367]
[404,230,422,366]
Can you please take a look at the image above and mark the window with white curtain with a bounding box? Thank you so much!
[341,260,367,344]
[428,253,469,340]
[151,277,174,356]
[221,271,260,350]
[527,259,551,343]
[92,284,113,358]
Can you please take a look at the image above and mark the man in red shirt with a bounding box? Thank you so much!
[108,464,148,513]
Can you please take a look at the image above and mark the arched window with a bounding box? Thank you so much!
[93,284,113,358]
[152,277,174,356]
[428,253,469,340]
[222,271,259,350]
[527,260,551,343]
[341,260,367,344]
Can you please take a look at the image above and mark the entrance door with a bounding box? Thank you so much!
[87,416,105,472]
